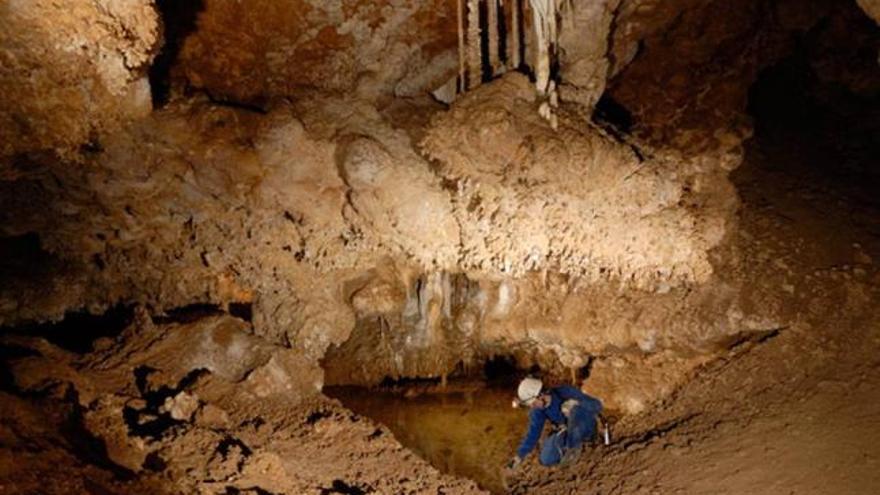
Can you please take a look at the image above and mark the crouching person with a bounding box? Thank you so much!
[507,377,603,469]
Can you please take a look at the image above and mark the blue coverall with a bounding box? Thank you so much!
[516,385,603,466]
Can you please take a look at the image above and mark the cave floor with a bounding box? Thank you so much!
[1,126,879,495]
[506,130,880,493]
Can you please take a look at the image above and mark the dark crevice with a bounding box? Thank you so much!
[201,89,269,114]
[143,452,167,472]
[593,93,634,134]
[229,302,253,323]
[482,355,518,381]
[304,409,333,425]
[0,344,41,392]
[723,327,784,353]
[320,479,371,495]
[60,389,137,480]
[0,305,135,354]
[0,233,56,280]
[478,0,492,82]
[125,367,208,439]
[152,303,223,324]
[496,1,509,68]
[591,92,647,162]
[217,436,253,459]
[225,487,279,495]
[149,0,206,107]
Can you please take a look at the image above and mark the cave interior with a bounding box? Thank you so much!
[1,0,879,494]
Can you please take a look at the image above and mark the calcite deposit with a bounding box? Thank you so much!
[3,0,877,393]
[0,0,158,164]
[168,0,461,103]
[1,0,879,493]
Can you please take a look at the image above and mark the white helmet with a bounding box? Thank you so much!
[517,377,543,404]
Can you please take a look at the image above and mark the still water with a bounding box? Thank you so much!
[326,382,526,493]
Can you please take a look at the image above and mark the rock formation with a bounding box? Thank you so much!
[1,0,878,492]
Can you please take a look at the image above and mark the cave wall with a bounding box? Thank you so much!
[0,0,158,165]
[0,72,753,389]
[1,0,878,407]
[167,0,460,104]
[604,0,841,152]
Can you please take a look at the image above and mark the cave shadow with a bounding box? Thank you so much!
[743,7,880,195]
[149,0,206,107]
[0,304,135,354]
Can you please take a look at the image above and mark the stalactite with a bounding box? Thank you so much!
[457,0,466,93]
[442,272,452,319]
[529,0,555,95]
[487,0,500,77]
[467,0,482,90]
[526,0,564,129]
[510,0,521,68]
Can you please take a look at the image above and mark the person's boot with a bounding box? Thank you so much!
[558,445,582,466]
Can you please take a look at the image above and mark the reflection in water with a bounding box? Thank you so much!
[327,382,525,493]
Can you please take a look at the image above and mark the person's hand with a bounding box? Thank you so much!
[506,456,523,470]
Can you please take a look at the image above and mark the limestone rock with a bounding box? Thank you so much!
[241,349,323,400]
[584,353,711,415]
[84,395,149,472]
[195,404,230,429]
[857,0,880,25]
[170,0,459,104]
[161,392,200,422]
[421,73,733,287]
[0,0,158,162]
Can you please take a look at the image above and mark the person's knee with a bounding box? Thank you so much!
[539,447,560,466]
[539,436,562,466]
[567,409,596,444]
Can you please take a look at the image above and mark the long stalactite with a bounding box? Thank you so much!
[487,0,500,76]
[467,0,482,90]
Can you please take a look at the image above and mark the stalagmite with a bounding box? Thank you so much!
[487,0,500,76]
[467,0,482,90]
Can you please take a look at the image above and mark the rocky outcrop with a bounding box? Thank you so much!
[1,0,877,418]
[556,0,622,109]
[168,0,460,105]
[603,0,844,152]
[858,0,880,24]
[0,314,484,494]
[422,73,734,285]
[0,0,158,165]
[1,72,750,392]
